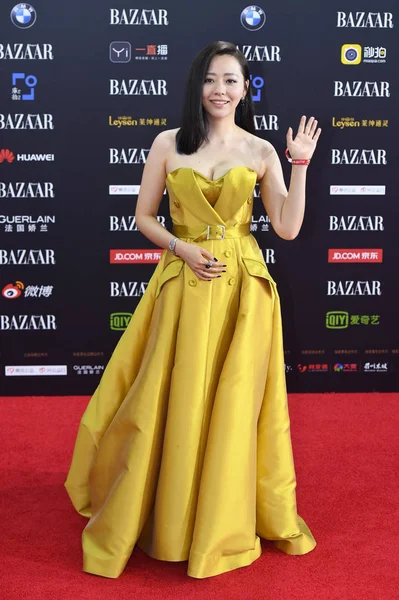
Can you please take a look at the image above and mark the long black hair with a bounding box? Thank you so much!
[176,41,255,155]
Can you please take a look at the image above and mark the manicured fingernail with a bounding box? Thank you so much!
[217,275,221,278]
[222,270,226,272]
[223,264,227,267]
[213,257,218,261]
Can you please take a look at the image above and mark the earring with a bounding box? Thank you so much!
[241,96,245,103]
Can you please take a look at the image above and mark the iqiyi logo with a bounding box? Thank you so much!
[110,312,132,330]
[326,311,380,328]
[326,311,349,329]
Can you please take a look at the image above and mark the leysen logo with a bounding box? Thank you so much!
[329,216,384,231]
[0,182,54,198]
[363,361,388,373]
[331,149,386,165]
[240,6,266,31]
[2,281,53,299]
[12,73,37,101]
[109,8,168,25]
[110,249,163,264]
[110,312,132,331]
[0,149,55,163]
[109,148,150,164]
[328,249,383,263]
[334,81,390,97]
[327,281,381,296]
[109,215,165,231]
[0,43,53,60]
[0,113,54,130]
[0,314,56,330]
[333,362,359,373]
[109,79,167,95]
[108,115,167,128]
[5,365,67,377]
[110,281,148,297]
[332,117,388,129]
[0,249,55,265]
[326,311,380,329]
[237,45,280,62]
[330,186,385,195]
[10,3,37,29]
[336,12,394,28]
[73,365,105,375]
[1,215,55,234]
[254,114,279,131]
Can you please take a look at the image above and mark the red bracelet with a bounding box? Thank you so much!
[285,148,311,165]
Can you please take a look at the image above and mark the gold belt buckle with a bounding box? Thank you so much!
[207,224,225,240]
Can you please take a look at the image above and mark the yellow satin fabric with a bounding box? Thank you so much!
[64,166,316,579]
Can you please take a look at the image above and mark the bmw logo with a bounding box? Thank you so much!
[10,3,37,29]
[240,6,266,31]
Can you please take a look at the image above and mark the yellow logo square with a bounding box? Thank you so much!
[341,44,362,64]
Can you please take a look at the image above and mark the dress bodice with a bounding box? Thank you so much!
[165,167,258,230]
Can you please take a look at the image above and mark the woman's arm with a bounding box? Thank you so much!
[258,116,321,240]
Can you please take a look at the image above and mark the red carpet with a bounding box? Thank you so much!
[0,393,397,599]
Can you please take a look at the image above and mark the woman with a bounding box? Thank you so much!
[65,40,321,580]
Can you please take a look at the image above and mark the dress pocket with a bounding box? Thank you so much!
[242,257,276,285]
[155,257,184,298]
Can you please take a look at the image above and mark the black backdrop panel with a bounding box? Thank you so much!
[0,1,398,394]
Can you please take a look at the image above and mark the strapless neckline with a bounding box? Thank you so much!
[166,166,257,182]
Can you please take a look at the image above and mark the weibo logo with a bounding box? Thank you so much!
[0,149,15,163]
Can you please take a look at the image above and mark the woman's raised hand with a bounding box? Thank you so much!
[286,115,322,160]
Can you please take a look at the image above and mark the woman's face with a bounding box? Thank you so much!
[202,54,248,118]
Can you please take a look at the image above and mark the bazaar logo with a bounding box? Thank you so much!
[0,43,53,60]
[240,6,266,31]
[336,12,393,28]
[327,280,381,296]
[0,249,56,265]
[109,148,150,164]
[110,281,148,297]
[10,3,37,29]
[109,215,165,231]
[109,79,167,95]
[238,45,280,61]
[0,113,54,130]
[329,216,384,231]
[331,149,387,165]
[110,312,132,330]
[109,8,168,25]
[0,182,54,197]
[333,81,390,97]
[254,114,279,131]
[0,314,56,330]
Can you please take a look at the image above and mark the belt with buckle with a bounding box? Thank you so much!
[172,223,250,241]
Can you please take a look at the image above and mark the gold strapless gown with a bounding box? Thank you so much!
[65,166,316,579]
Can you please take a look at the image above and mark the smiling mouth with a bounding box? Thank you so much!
[210,100,229,105]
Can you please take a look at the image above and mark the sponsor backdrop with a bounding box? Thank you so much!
[0,1,398,395]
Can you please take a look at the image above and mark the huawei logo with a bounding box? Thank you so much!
[0,149,15,163]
